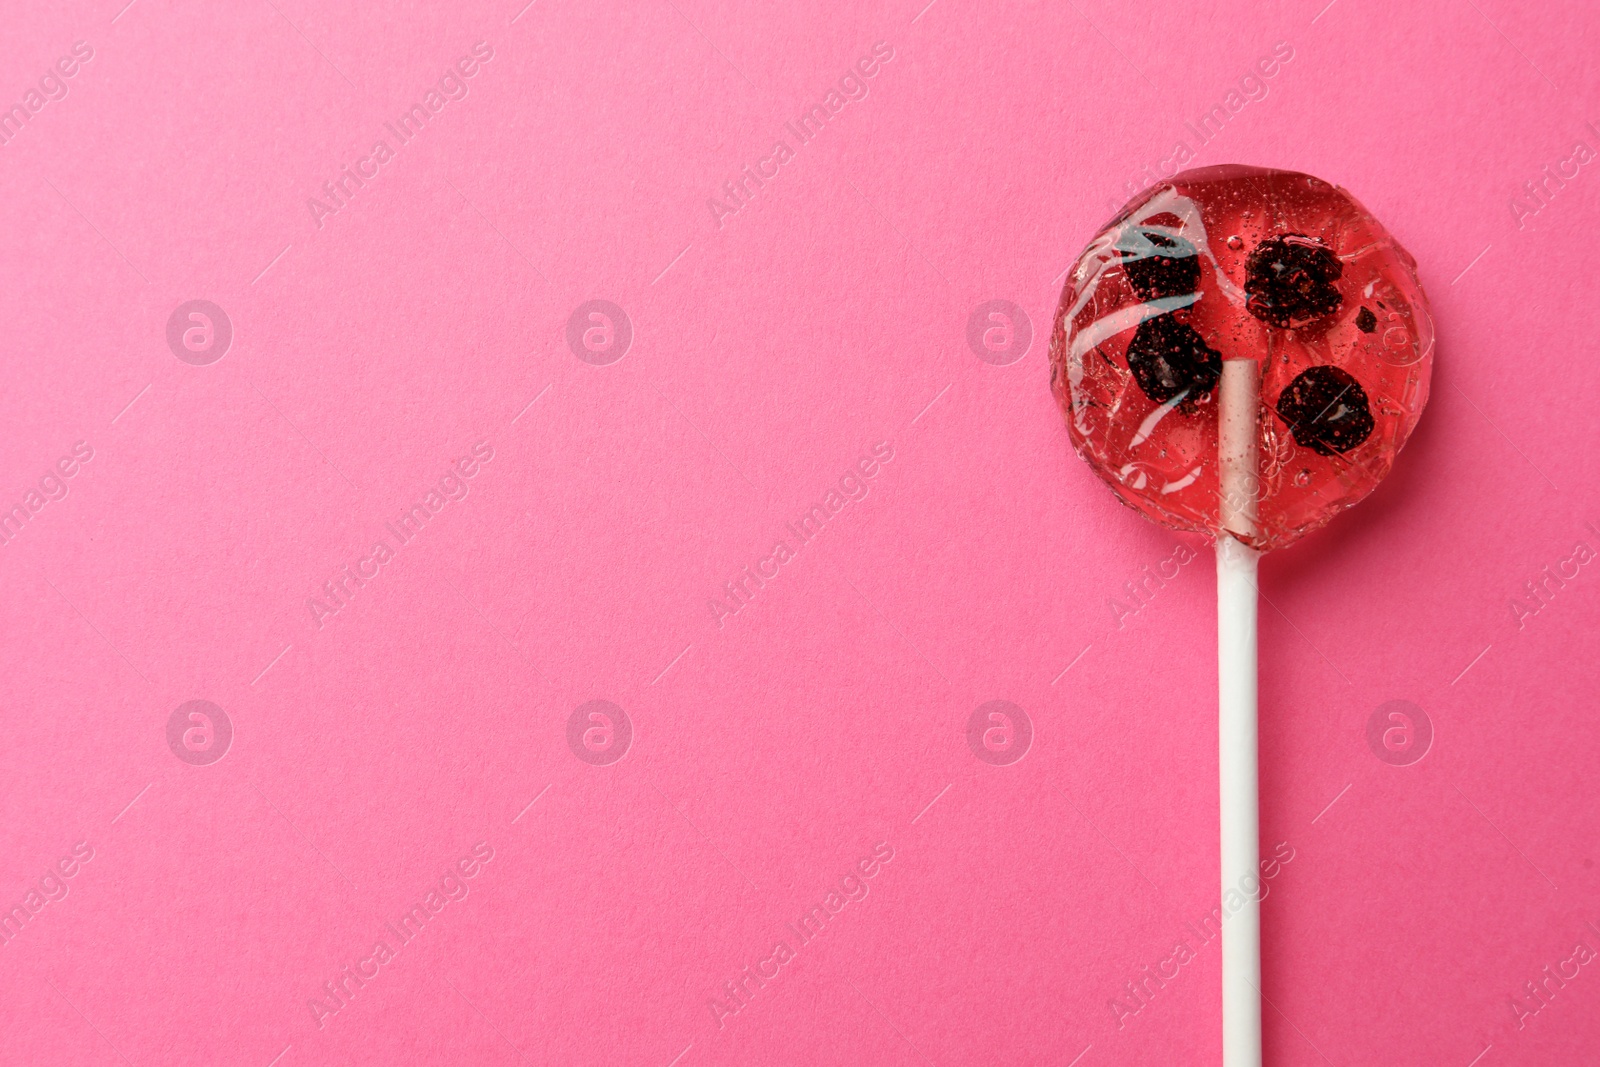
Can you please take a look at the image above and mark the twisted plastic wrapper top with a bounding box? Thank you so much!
[1049,165,1433,551]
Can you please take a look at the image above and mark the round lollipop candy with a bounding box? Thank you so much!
[1049,165,1432,1066]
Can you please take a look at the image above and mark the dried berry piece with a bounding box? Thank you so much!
[1244,234,1343,328]
[1124,314,1222,404]
[1355,306,1377,333]
[1275,365,1374,456]
[1121,229,1200,301]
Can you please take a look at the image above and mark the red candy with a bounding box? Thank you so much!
[1049,165,1433,551]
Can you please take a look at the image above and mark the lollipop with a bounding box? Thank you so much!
[1049,165,1432,1065]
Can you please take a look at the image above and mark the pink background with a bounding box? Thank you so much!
[2,0,1598,1064]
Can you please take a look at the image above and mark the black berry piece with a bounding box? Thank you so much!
[1122,229,1200,301]
[1355,306,1377,333]
[1124,314,1222,404]
[1275,365,1375,456]
[1244,234,1343,328]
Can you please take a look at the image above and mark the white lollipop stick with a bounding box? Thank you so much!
[1217,359,1261,1067]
